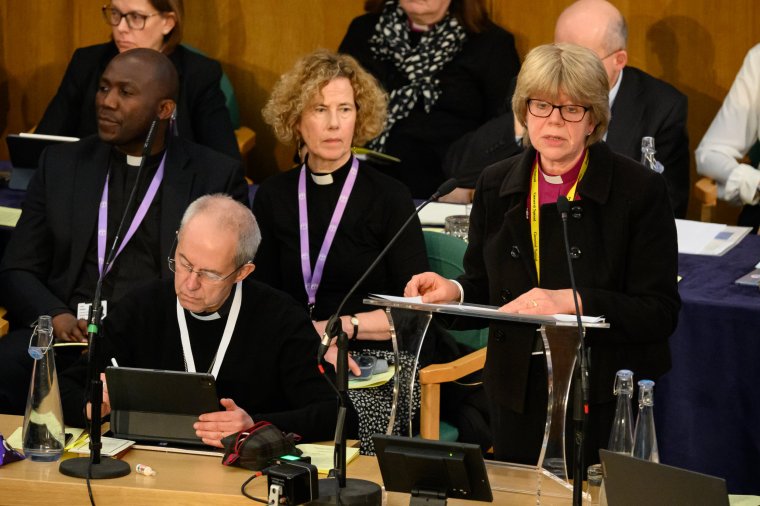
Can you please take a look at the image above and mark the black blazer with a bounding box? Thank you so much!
[606,66,689,218]
[442,67,690,217]
[0,135,247,326]
[36,42,240,160]
[459,142,680,412]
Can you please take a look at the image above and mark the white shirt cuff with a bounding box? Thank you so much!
[725,164,760,205]
[449,279,465,303]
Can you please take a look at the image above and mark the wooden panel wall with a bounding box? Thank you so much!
[2,0,759,220]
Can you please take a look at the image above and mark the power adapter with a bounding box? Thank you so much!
[267,460,318,505]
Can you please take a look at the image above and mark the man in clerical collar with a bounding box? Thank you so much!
[61,194,344,445]
[0,49,247,415]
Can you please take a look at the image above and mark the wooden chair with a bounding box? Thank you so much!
[694,176,718,222]
[0,306,9,337]
[419,231,488,440]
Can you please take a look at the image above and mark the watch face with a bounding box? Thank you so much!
[351,316,359,326]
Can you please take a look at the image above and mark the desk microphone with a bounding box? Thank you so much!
[317,177,458,361]
[311,177,457,505]
[59,117,161,481]
[557,195,589,506]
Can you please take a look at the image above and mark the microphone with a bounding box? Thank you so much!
[317,177,458,360]
[59,117,162,481]
[102,117,160,279]
[557,195,589,506]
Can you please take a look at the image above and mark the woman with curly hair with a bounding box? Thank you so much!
[253,50,440,452]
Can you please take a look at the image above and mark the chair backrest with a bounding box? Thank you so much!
[424,230,468,278]
[181,44,240,129]
[423,231,487,350]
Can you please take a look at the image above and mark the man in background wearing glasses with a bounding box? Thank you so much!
[0,48,246,415]
[444,0,689,218]
[60,194,342,446]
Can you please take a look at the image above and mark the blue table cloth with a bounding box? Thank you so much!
[657,234,760,494]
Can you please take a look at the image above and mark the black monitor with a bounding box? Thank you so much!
[372,434,493,505]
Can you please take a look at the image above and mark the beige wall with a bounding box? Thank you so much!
[2,1,759,220]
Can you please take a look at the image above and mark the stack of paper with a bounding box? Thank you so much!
[675,219,751,256]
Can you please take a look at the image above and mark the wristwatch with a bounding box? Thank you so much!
[349,315,359,341]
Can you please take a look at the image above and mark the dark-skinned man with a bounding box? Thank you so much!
[0,48,247,414]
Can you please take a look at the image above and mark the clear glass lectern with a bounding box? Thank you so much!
[365,297,610,504]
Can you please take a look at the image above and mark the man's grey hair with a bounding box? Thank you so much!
[179,194,260,266]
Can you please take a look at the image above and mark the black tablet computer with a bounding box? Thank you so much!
[105,366,219,446]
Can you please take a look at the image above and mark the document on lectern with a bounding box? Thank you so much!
[370,294,605,325]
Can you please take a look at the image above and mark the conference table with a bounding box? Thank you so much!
[0,415,594,505]
[657,234,760,495]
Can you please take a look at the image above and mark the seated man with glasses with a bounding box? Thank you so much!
[60,194,344,445]
[443,0,689,218]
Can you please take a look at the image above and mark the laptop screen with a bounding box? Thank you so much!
[600,449,729,506]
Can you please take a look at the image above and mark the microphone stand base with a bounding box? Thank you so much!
[59,456,131,479]
[310,477,382,505]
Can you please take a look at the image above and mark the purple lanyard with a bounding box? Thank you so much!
[298,156,359,312]
[97,152,166,277]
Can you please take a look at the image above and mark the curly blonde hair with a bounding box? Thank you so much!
[262,49,387,147]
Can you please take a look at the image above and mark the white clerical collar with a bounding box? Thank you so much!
[188,311,221,321]
[176,281,242,379]
[126,154,142,167]
[310,172,334,185]
[540,169,564,185]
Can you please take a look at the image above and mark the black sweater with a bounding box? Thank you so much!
[59,278,344,442]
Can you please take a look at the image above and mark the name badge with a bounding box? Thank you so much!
[77,301,108,321]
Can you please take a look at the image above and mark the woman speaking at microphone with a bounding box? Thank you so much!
[253,50,453,453]
[405,43,680,466]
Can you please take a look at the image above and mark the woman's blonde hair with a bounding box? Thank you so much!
[512,43,610,147]
[262,49,387,147]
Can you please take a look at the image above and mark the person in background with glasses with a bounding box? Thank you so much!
[35,0,239,160]
[405,43,679,469]
[59,194,343,446]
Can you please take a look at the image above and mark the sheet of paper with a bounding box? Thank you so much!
[349,365,395,389]
[0,206,21,228]
[675,219,726,254]
[7,426,86,452]
[69,435,134,457]
[370,294,604,323]
[418,202,469,226]
[296,444,360,474]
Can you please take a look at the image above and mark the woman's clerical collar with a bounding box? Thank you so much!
[310,172,333,185]
[306,155,353,185]
[540,170,564,185]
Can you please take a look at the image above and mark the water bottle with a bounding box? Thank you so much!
[608,369,635,453]
[587,370,635,505]
[640,137,664,174]
[632,379,659,462]
[22,316,65,462]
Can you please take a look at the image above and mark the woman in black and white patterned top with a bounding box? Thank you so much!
[339,0,520,200]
